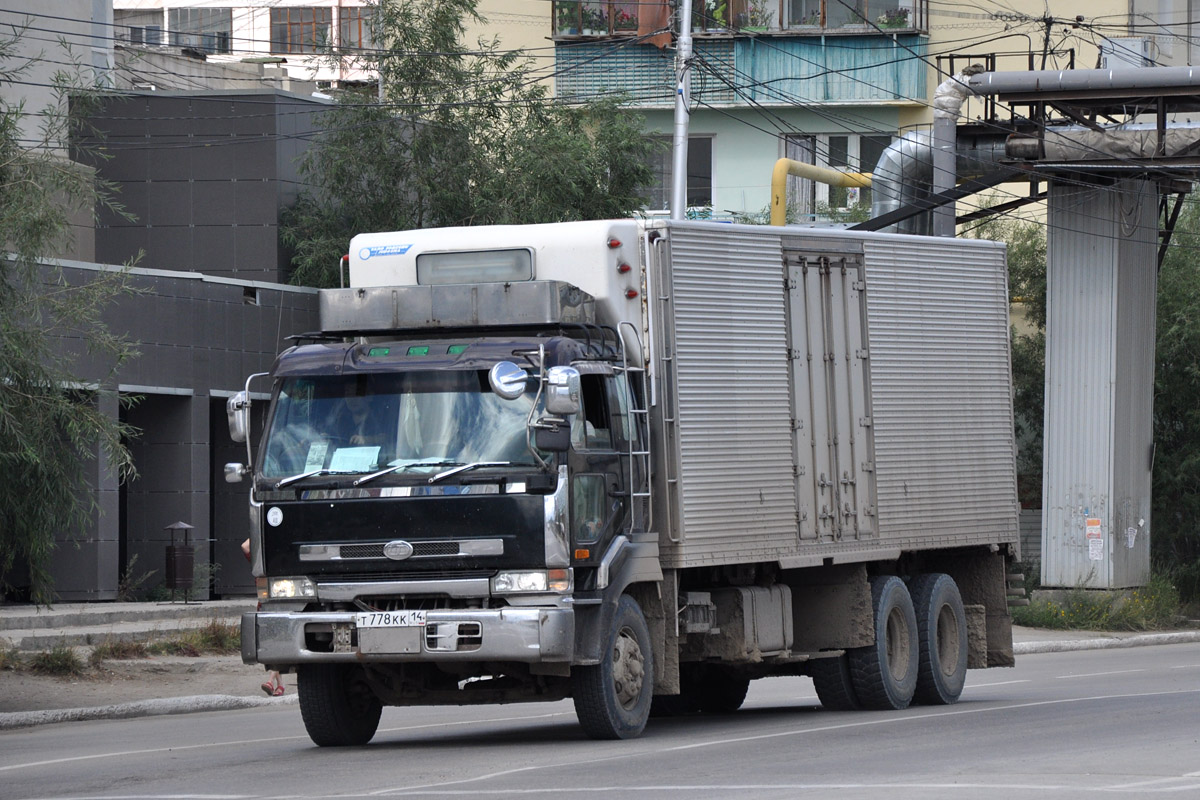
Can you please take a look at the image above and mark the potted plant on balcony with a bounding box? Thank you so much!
[556,1,581,35]
[876,7,909,28]
[614,6,638,31]
[581,4,608,35]
[705,0,729,30]
[742,0,774,30]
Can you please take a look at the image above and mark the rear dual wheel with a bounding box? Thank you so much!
[910,573,968,705]
[838,573,967,711]
[849,575,919,710]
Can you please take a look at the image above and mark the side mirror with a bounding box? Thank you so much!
[545,366,581,415]
[224,463,248,484]
[489,361,529,400]
[534,421,570,452]
[227,391,250,443]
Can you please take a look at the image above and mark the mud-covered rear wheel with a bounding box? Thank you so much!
[910,573,968,705]
[810,653,862,711]
[848,575,919,710]
[298,664,383,747]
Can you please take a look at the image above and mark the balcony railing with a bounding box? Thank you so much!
[552,0,928,38]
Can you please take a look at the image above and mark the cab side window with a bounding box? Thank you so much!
[577,374,613,449]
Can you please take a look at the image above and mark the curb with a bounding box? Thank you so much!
[1013,630,1200,655]
[0,693,296,731]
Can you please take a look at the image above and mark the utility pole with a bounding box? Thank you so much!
[670,0,694,220]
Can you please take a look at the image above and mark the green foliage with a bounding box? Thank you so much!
[0,646,20,671]
[282,0,654,287]
[29,644,86,676]
[145,619,240,656]
[89,638,149,667]
[964,203,1047,508]
[1153,197,1200,576]
[0,27,140,604]
[1012,573,1183,631]
[116,554,156,602]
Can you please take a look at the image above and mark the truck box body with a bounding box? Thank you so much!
[650,223,1017,568]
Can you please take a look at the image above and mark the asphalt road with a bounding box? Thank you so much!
[3,643,1198,800]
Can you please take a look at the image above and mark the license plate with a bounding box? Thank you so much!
[355,610,427,628]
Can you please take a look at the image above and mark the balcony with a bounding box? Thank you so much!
[552,0,928,38]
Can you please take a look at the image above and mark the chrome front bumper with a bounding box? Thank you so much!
[242,607,575,665]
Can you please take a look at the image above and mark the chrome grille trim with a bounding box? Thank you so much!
[300,539,504,561]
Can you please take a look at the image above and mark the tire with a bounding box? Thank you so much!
[573,595,654,739]
[910,573,968,705]
[696,666,750,714]
[298,664,383,747]
[848,575,919,710]
[810,654,862,711]
[650,665,700,718]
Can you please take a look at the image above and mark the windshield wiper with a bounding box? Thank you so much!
[274,468,359,489]
[428,461,533,484]
[352,460,463,487]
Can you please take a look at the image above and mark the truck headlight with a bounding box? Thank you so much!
[491,569,571,594]
[268,577,316,599]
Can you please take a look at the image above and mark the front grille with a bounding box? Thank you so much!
[341,544,385,559]
[413,542,459,556]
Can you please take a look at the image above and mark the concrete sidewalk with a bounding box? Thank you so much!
[2,600,1199,731]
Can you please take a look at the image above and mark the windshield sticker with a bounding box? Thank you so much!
[305,442,329,471]
[359,244,412,260]
[330,446,381,472]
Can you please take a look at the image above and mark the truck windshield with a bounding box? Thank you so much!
[259,370,539,480]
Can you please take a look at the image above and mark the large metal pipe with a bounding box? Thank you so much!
[968,65,1200,96]
[769,159,871,226]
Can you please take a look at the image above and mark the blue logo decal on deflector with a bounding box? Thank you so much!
[359,244,412,260]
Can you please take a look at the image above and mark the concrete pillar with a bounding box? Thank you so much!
[49,390,121,600]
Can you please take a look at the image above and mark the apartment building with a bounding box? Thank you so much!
[552,0,1197,218]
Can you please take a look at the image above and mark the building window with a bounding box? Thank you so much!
[785,0,922,30]
[785,135,816,222]
[340,7,376,51]
[270,8,333,54]
[785,133,892,217]
[115,9,164,46]
[643,136,713,213]
[168,9,232,54]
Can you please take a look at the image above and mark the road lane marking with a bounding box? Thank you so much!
[1055,669,1145,679]
[964,680,1031,688]
[367,688,1200,796]
[0,711,574,774]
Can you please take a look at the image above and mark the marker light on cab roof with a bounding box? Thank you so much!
[416,249,532,285]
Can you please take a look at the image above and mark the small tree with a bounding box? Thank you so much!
[0,28,139,604]
[965,205,1047,509]
[282,0,655,287]
[1152,197,1200,599]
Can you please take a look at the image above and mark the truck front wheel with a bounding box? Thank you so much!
[573,595,653,739]
[910,573,968,705]
[298,664,383,747]
[848,575,919,710]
